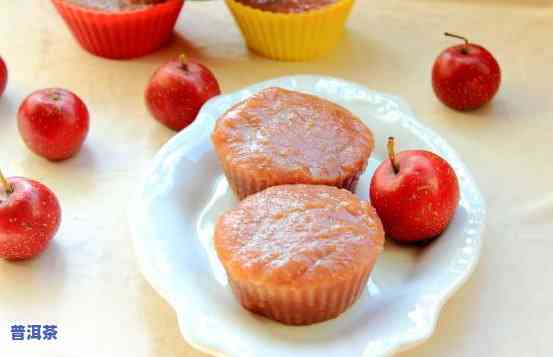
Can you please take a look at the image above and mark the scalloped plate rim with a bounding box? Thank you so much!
[129,75,486,357]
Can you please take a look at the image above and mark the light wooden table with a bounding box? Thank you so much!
[1,1,552,356]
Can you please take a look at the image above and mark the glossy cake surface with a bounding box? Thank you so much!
[212,87,373,198]
[214,185,384,325]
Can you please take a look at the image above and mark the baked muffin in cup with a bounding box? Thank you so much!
[214,184,385,325]
[225,0,355,61]
[51,0,185,59]
[212,87,374,200]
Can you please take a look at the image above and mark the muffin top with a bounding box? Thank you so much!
[212,87,373,185]
[235,0,338,13]
[66,0,167,11]
[214,185,384,287]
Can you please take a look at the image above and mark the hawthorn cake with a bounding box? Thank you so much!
[214,184,385,325]
[211,87,374,199]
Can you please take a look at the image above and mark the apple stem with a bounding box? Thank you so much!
[387,137,400,174]
[50,91,61,101]
[179,54,188,70]
[444,32,469,45]
[0,168,13,195]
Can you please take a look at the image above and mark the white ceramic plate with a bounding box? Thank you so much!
[130,75,485,357]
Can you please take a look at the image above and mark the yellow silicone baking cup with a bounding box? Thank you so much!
[225,0,355,61]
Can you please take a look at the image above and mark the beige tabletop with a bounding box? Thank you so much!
[1,0,552,356]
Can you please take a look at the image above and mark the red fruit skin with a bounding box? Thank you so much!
[145,59,221,131]
[432,43,501,111]
[370,150,460,242]
[0,177,61,260]
[18,88,89,161]
[0,56,7,97]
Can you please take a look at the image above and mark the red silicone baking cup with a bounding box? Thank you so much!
[51,0,185,59]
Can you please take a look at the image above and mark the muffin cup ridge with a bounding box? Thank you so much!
[227,263,373,325]
[221,160,364,200]
[51,0,185,59]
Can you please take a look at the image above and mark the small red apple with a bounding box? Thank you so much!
[0,169,61,260]
[0,56,7,97]
[18,88,89,161]
[370,137,460,243]
[145,54,221,131]
[432,33,501,111]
